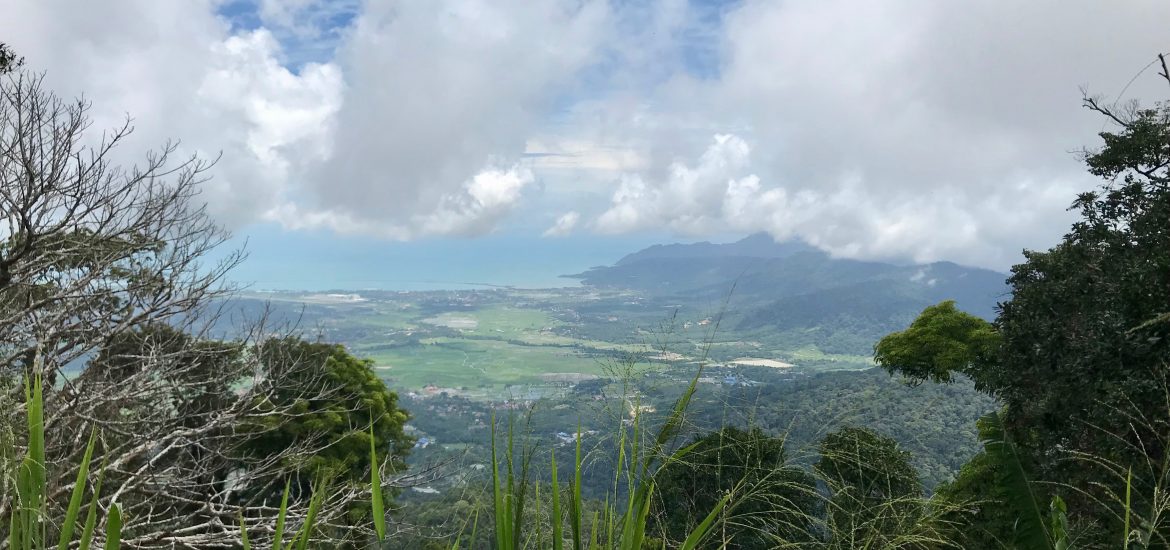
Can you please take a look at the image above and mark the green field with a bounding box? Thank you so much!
[245,288,863,398]
[364,339,609,391]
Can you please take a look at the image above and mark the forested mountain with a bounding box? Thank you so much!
[612,233,816,265]
[569,234,1008,355]
[573,234,1006,319]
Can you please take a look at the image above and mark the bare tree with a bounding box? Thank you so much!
[0,72,429,547]
[24,320,434,549]
[0,72,243,379]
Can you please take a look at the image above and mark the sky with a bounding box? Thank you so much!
[2,0,1168,289]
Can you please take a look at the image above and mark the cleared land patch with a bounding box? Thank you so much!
[729,357,794,369]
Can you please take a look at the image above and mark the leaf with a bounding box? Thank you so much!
[58,428,98,550]
[78,454,108,550]
[979,411,1051,549]
[450,508,478,550]
[295,475,326,550]
[103,503,122,550]
[272,480,290,550]
[551,448,563,550]
[571,422,584,550]
[370,423,386,541]
[239,510,251,550]
[1050,496,1070,550]
[491,414,508,550]
[679,492,731,550]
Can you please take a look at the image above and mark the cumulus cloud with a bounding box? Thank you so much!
[1,0,607,240]
[4,0,1169,267]
[587,0,1170,268]
[289,0,609,238]
[592,131,1092,267]
[269,164,534,238]
[543,211,581,237]
[0,0,341,228]
[596,134,753,234]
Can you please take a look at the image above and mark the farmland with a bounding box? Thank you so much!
[234,286,873,400]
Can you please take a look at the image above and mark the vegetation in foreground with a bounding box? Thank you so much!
[0,40,1168,548]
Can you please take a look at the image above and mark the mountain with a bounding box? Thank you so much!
[569,234,1009,353]
[614,233,816,265]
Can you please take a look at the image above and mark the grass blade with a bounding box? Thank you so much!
[239,510,251,550]
[588,511,599,550]
[370,423,386,541]
[58,428,98,550]
[272,480,290,550]
[571,422,583,550]
[78,454,108,550]
[102,503,121,550]
[978,411,1050,549]
[1050,495,1070,550]
[449,507,479,550]
[551,448,563,550]
[1124,467,1132,550]
[491,414,507,550]
[17,373,47,550]
[295,475,326,550]
[8,500,18,550]
[679,493,731,550]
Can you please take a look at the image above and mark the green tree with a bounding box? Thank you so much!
[872,300,999,387]
[248,338,413,487]
[816,427,923,547]
[875,58,1170,545]
[651,427,818,548]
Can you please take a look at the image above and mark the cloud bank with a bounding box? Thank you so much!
[2,0,1168,268]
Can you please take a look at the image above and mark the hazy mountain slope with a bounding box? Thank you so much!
[571,234,1009,353]
[614,233,816,265]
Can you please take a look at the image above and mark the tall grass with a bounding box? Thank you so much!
[485,345,728,550]
[3,373,121,550]
[2,369,393,549]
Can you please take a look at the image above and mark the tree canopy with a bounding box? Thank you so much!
[651,426,818,549]
[874,61,1170,545]
[248,338,413,485]
[873,300,999,386]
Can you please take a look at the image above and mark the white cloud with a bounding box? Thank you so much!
[292,0,610,237]
[268,164,534,238]
[543,211,581,237]
[585,0,1170,268]
[0,1,341,228]
[596,134,753,235]
[5,0,1170,269]
[1,0,608,240]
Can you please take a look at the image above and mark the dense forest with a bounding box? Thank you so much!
[1,39,1169,549]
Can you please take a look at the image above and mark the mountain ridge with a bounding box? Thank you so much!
[567,233,1008,353]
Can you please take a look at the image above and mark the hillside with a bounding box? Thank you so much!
[568,234,1009,354]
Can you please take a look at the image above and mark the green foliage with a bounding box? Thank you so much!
[486,359,729,550]
[650,427,817,549]
[248,338,412,486]
[990,95,1170,537]
[370,423,387,542]
[976,411,1049,549]
[875,77,1170,546]
[937,412,1052,549]
[1051,495,1070,550]
[4,375,119,550]
[873,300,1000,385]
[816,427,923,546]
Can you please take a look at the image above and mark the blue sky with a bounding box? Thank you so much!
[4,0,1169,289]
